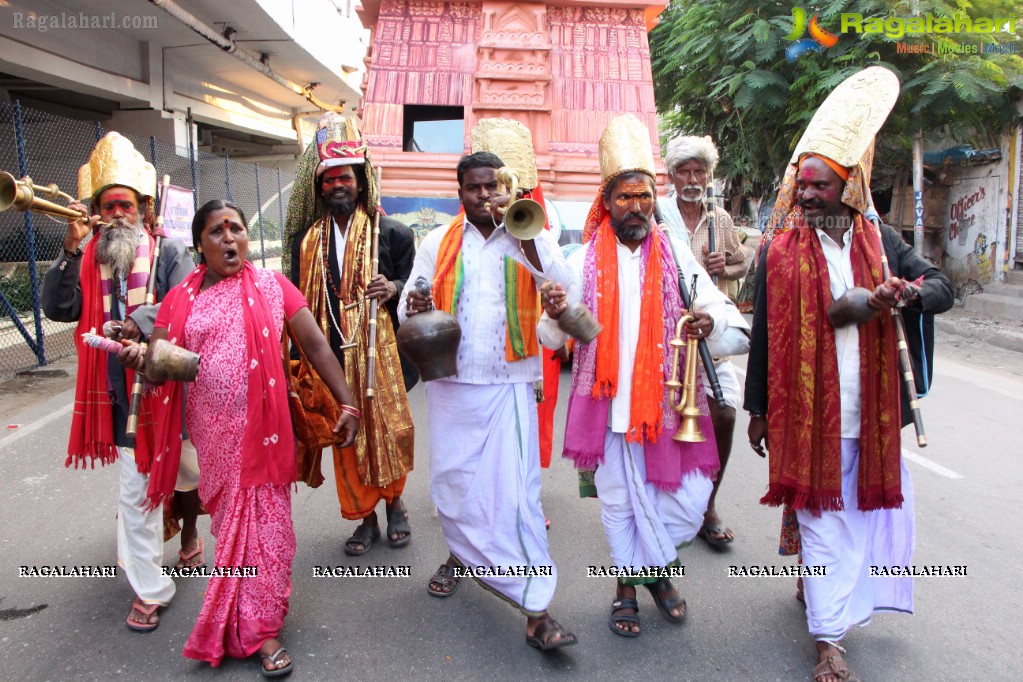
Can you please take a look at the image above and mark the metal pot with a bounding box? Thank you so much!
[557,302,602,343]
[827,287,878,328]
[396,310,461,381]
[145,338,201,383]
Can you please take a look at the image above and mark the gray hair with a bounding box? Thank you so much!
[664,135,719,176]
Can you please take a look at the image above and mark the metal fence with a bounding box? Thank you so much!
[0,100,296,378]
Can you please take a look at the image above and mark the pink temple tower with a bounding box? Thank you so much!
[357,0,666,201]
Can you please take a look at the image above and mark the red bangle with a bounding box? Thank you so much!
[340,404,361,419]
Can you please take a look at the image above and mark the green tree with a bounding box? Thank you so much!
[650,0,1023,201]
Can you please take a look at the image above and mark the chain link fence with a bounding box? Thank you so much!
[0,100,295,378]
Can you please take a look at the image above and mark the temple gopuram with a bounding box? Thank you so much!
[356,0,666,233]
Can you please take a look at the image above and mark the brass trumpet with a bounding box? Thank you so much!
[483,167,546,240]
[664,314,705,442]
[0,171,89,223]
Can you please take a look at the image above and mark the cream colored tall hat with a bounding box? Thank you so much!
[598,114,656,184]
[469,117,538,190]
[790,66,900,166]
[77,132,156,202]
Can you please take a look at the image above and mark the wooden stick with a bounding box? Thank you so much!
[871,219,927,448]
[705,173,718,286]
[365,168,382,400]
[126,174,170,438]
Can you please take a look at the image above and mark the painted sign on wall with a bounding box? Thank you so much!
[943,173,1001,285]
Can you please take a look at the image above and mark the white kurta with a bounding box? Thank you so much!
[539,234,725,574]
[797,229,916,642]
[399,220,571,614]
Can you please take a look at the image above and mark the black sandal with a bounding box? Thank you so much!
[608,597,640,638]
[343,520,381,556]
[385,501,412,548]
[525,616,577,651]
[427,563,461,598]
[645,578,687,624]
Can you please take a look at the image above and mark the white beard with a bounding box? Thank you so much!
[96,217,143,277]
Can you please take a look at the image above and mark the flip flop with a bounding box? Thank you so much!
[608,597,640,638]
[385,502,412,548]
[698,522,735,548]
[259,646,294,678]
[427,563,461,598]
[526,616,577,651]
[645,578,687,624]
[125,600,160,632]
[343,521,381,556]
[174,537,206,571]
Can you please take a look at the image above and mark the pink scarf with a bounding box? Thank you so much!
[144,262,295,510]
[562,223,719,491]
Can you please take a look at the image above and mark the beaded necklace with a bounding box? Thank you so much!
[319,214,366,349]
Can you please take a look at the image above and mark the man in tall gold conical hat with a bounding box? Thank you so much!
[284,112,417,555]
[42,131,202,632]
[538,114,731,638]
[744,67,954,681]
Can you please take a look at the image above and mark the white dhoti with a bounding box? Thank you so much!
[116,448,175,606]
[797,438,915,641]
[594,429,714,571]
[427,380,556,615]
[705,359,742,411]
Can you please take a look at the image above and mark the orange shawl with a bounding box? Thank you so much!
[433,214,540,362]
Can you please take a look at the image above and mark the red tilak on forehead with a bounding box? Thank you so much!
[619,181,650,194]
[798,166,818,180]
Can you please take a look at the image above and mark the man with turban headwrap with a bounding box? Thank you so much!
[539,115,729,638]
[284,113,416,555]
[744,67,954,682]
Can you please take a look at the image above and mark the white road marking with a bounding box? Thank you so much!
[731,365,962,479]
[902,448,963,479]
[0,402,72,449]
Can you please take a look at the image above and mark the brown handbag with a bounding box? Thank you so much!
[283,319,343,488]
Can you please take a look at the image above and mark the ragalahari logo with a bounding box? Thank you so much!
[786,7,840,62]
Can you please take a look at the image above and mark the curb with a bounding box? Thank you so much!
[935,317,1023,354]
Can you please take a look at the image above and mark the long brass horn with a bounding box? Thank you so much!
[490,167,546,240]
[664,314,706,443]
[0,172,89,222]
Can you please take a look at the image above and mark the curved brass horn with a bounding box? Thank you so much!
[664,314,706,443]
[487,167,546,240]
[0,172,88,222]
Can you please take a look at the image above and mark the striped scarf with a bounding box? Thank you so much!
[433,214,540,362]
[68,231,155,470]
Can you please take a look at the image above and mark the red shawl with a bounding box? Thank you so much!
[68,234,156,470]
[144,263,296,511]
[762,210,902,514]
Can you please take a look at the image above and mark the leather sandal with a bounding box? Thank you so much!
[343,520,381,556]
[427,563,461,598]
[608,597,640,638]
[812,651,858,682]
[645,577,687,624]
[525,616,577,651]
[385,501,412,548]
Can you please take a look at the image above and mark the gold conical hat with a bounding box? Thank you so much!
[599,114,655,183]
[470,118,538,190]
[790,66,900,167]
[78,132,156,202]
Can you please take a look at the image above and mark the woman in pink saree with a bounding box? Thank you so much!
[137,200,359,677]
